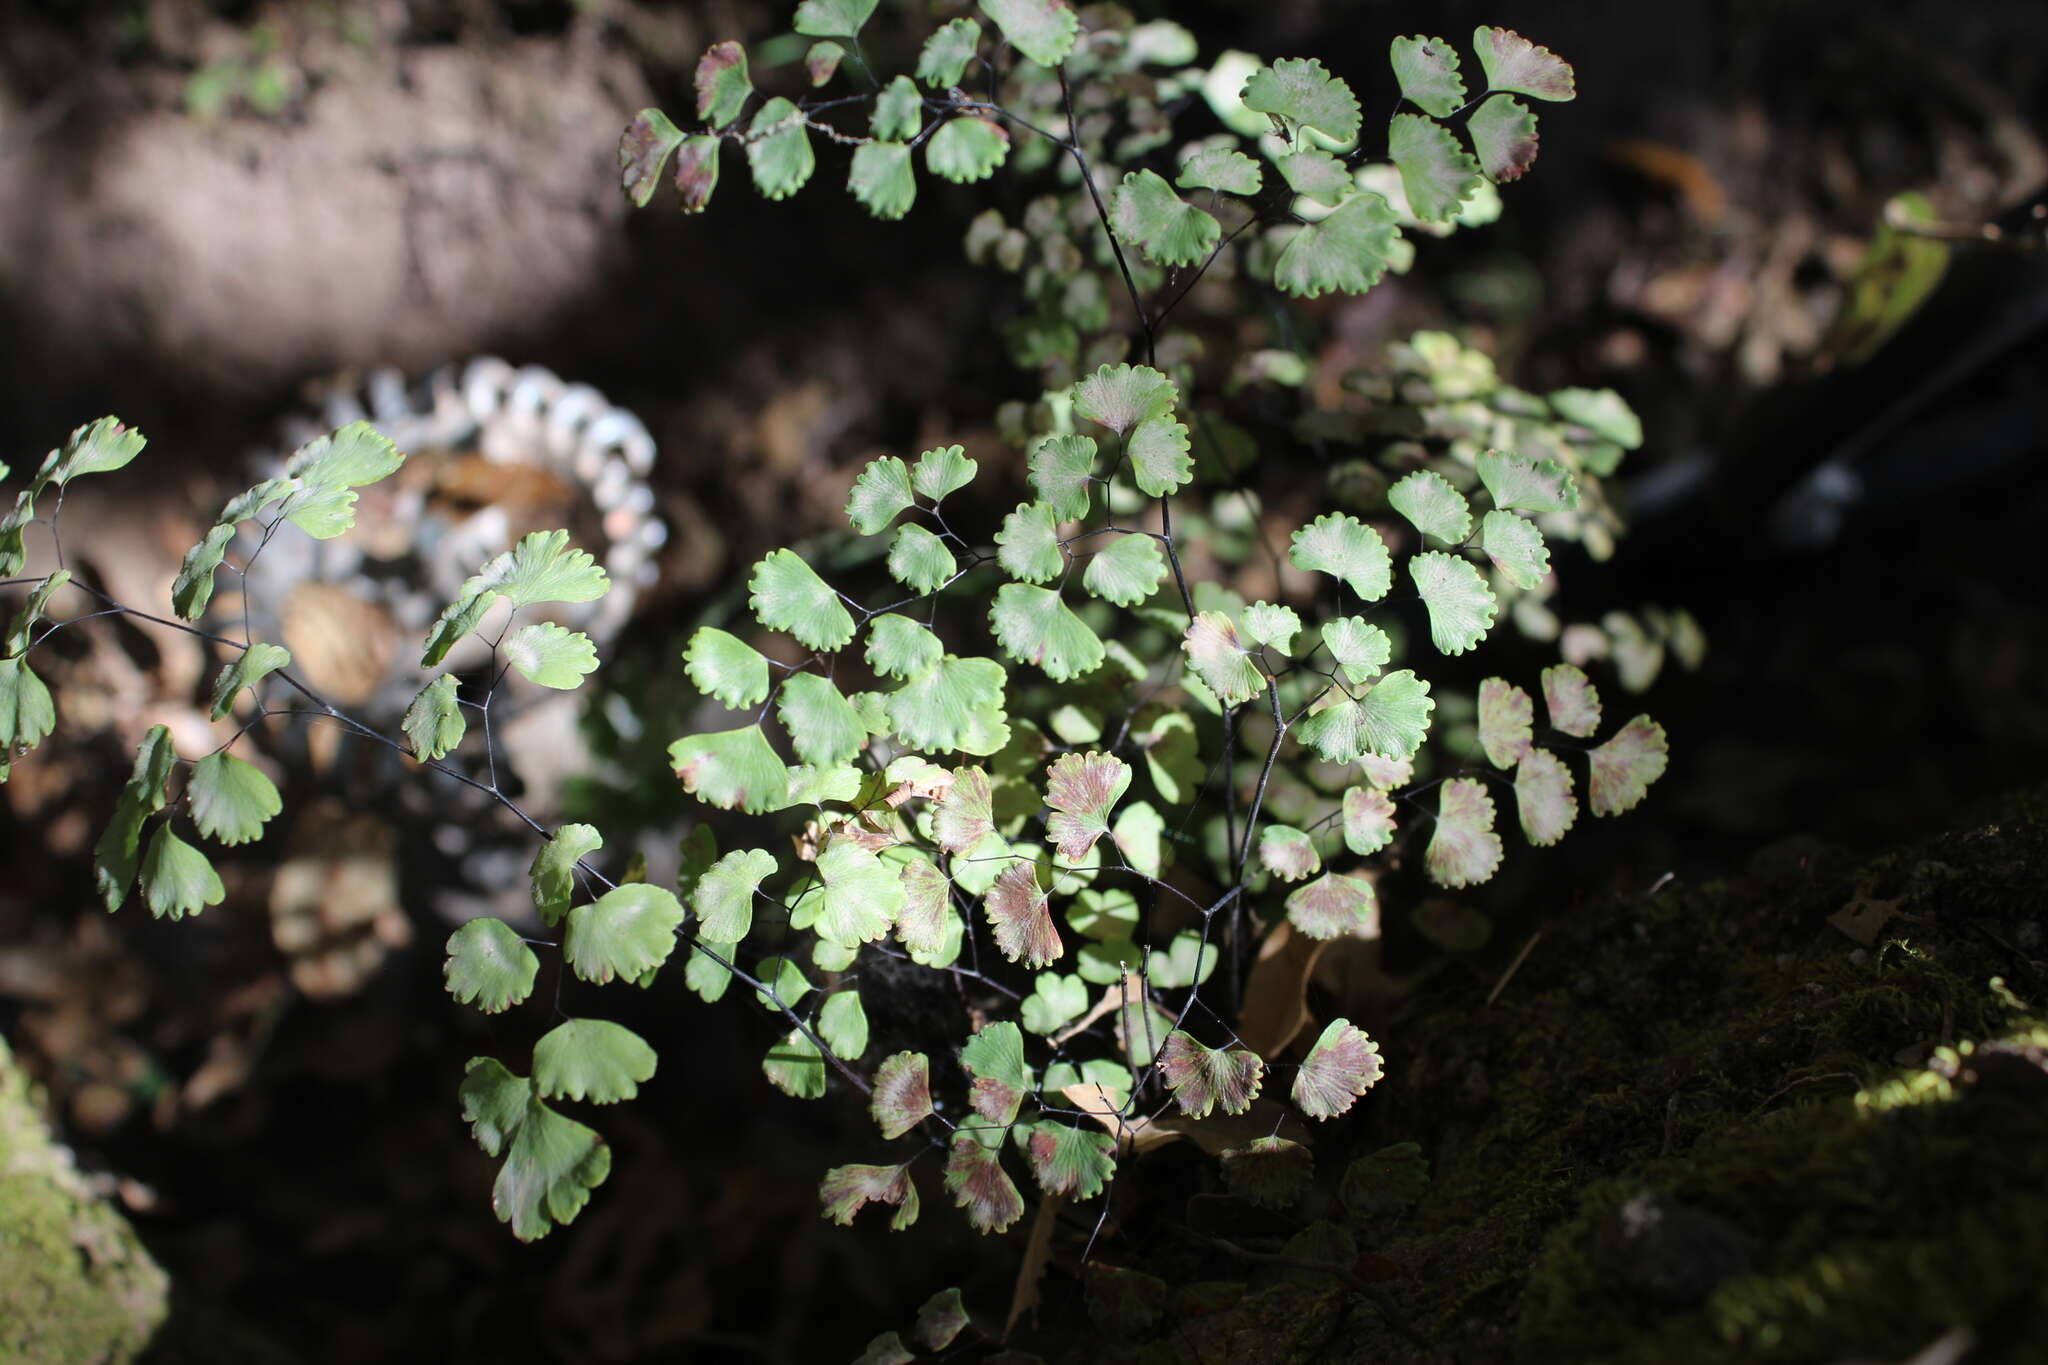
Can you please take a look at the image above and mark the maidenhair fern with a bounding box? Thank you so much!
[0,7,1696,1331]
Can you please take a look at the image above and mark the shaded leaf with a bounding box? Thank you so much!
[171,525,236,619]
[848,141,915,220]
[1588,716,1668,816]
[534,1019,656,1103]
[445,917,539,1013]
[1259,825,1320,882]
[911,1288,969,1352]
[1297,669,1434,764]
[919,18,982,87]
[779,672,866,767]
[747,98,814,200]
[504,622,597,690]
[673,135,721,213]
[1181,611,1265,707]
[1126,415,1193,497]
[887,524,956,595]
[800,842,905,946]
[1550,387,1643,449]
[1479,511,1549,590]
[489,1089,610,1241]
[927,117,1009,184]
[997,502,1064,583]
[1178,147,1262,195]
[1389,113,1480,221]
[847,456,916,535]
[820,990,870,1060]
[1158,1032,1264,1118]
[895,854,962,967]
[619,108,684,206]
[1241,601,1301,655]
[1021,972,1089,1034]
[763,1029,828,1098]
[1025,1122,1116,1199]
[1342,786,1397,856]
[932,765,994,852]
[866,615,942,680]
[979,0,1079,67]
[1291,1018,1384,1120]
[1426,777,1503,888]
[1277,148,1353,206]
[1322,617,1391,684]
[1082,533,1165,606]
[963,1020,1030,1126]
[1286,871,1378,940]
[564,884,686,985]
[1028,434,1096,521]
[794,0,875,38]
[1072,363,1178,438]
[141,824,222,920]
[1478,448,1581,510]
[890,656,1007,752]
[871,74,922,141]
[1222,1136,1313,1209]
[1112,802,1166,878]
[912,444,977,501]
[530,824,603,927]
[684,627,771,709]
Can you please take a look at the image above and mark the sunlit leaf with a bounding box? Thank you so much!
[857,616,936,683]
[1020,972,1089,1034]
[1082,533,1165,606]
[1322,617,1390,684]
[845,140,916,220]
[1259,825,1320,882]
[1072,363,1178,438]
[990,583,1102,682]
[801,841,906,946]
[997,501,1064,583]
[3,568,67,656]
[1241,601,1301,655]
[1024,1122,1116,1199]
[887,524,956,595]
[444,917,539,1014]
[1181,611,1264,706]
[564,883,686,985]
[684,627,770,710]
[961,1019,1029,1127]
[945,1132,1024,1233]
[1389,113,1481,221]
[1390,35,1466,118]
[1515,746,1577,845]
[895,854,962,967]
[1112,802,1165,878]
[1342,786,1397,855]
[1388,469,1471,544]
[530,823,603,927]
[1550,387,1642,448]
[764,1029,828,1098]
[1467,93,1538,182]
[403,674,465,759]
[928,765,991,853]
[670,724,790,813]
[1111,169,1221,268]
[927,116,1009,184]
[1473,26,1576,101]
[1222,1136,1312,1209]
[185,752,280,845]
[1478,448,1581,510]
[0,656,54,764]
[820,990,871,1060]
[692,847,775,942]
[1126,414,1193,496]
[47,416,146,486]
[1477,677,1534,768]
[534,1019,656,1104]
[888,654,1003,752]
[1158,1032,1264,1118]
[1028,434,1096,522]
[1177,147,1262,195]
[979,0,1079,67]
[1045,750,1131,861]
[695,41,751,128]
[284,421,404,491]
[141,824,222,920]
[820,1162,919,1229]
[504,622,598,690]
[872,1052,933,1138]
[1241,57,1361,142]
[918,17,982,86]
[1297,669,1435,764]
[749,548,855,651]
[1589,715,1668,816]
[1541,663,1601,738]
[1286,870,1378,940]
[795,0,875,37]
[778,673,867,767]
[1277,149,1353,206]
[747,98,814,200]
[1291,1018,1384,1120]
[1289,512,1391,600]
[1479,511,1549,590]
[984,861,1060,967]
[1426,777,1502,888]
[912,444,977,501]
[1409,552,1496,655]
[846,456,916,536]
[1274,192,1402,298]
[619,108,684,207]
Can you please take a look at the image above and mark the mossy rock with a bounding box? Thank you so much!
[0,1034,167,1364]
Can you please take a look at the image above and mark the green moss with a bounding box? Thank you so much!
[0,1034,167,1364]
